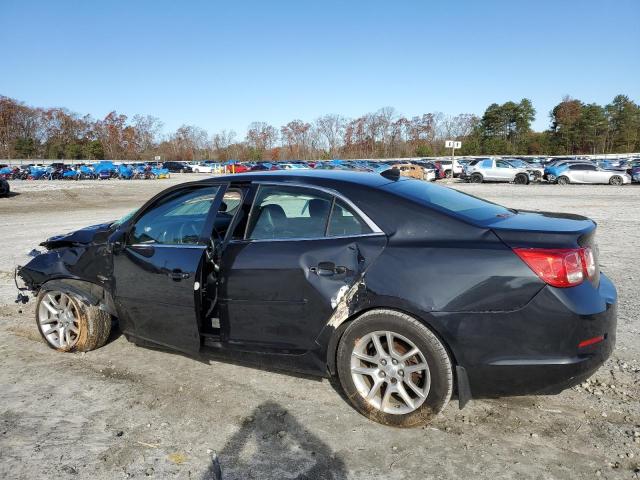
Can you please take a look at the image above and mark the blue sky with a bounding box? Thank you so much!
[1,0,638,135]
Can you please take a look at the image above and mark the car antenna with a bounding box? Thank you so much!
[380,168,401,181]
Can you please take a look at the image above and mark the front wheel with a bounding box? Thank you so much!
[336,310,453,427]
[514,173,529,185]
[36,290,111,352]
[557,176,569,185]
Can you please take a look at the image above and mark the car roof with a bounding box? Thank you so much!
[201,169,401,189]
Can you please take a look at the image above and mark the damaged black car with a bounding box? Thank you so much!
[17,170,617,427]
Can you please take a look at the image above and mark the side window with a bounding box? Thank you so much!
[327,199,373,237]
[480,159,493,168]
[129,186,220,245]
[247,186,332,240]
[585,165,597,171]
[496,160,511,168]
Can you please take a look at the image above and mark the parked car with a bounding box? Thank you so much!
[463,158,531,184]
[226,163,250,173]
[189,162,217,173]
[506,159,544,181]
[0,178,9,196]
[555,164,632,185]
[17,170,617,427]
[163,161,193,173]
[389,163,431,181]
[435,159,463,178]
[631,165,640,183]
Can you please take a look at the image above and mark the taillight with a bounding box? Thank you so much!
[580,247,596,278]
[514,247,597,288]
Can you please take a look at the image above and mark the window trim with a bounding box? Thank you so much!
[242,181,384,242]
[125,183,226,247]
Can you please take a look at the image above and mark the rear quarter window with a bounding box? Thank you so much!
[383,180,512,224]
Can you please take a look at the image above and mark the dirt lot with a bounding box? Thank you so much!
[0,175,638,480]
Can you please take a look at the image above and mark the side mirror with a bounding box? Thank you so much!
[108,228,128,254]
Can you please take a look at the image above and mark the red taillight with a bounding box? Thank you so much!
[514,247,597,288]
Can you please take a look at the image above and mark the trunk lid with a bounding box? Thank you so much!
[488,209,599,287]
[485,210,595,249]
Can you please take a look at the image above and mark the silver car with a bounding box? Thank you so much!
[556,164,632,185]
[464,158,531,184]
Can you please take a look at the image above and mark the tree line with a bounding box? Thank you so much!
[1,94,638,162]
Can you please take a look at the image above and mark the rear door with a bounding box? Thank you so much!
[218,183,386,351]
[112,183,226,353]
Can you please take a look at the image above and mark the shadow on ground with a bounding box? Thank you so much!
[203,400,347,480]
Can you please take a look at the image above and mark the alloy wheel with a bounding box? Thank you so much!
[37,291,81,349]
[350,330,430,415]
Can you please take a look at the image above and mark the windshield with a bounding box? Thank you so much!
[384,179,513,224]
[112,209,137,226]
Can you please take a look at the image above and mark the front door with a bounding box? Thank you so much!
[112,184,226,353]
[218,183,386,352]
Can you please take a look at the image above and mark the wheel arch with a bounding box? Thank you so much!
[39,278,117,317]
[324,305,459,377]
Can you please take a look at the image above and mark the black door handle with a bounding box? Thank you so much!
[310,262,346,277]
[168,270,190,281]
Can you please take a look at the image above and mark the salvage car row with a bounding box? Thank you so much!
[1,156,639,188]
[458,157,640,185]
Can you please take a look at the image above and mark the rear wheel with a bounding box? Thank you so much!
[470,173,483,184]
[36,290,111,352]
[609,175,623,186]
[514,173,529,185]
[336,310,453,427]
[557,176,569,185]
[445,170,453,178]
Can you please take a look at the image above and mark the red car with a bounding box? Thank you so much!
[226,163,250,174]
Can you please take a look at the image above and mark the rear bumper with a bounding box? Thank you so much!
[438,274,617,398]
[465,301,615,396]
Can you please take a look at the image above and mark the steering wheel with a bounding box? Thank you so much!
[178,221,201,244]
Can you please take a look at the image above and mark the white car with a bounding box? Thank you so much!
[556,164,632,185]
[463,158,531,184]
[437,160,463,178]
[189,162,220,173]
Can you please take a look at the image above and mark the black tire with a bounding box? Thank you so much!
[514,173,529,185]
[557,176,569,185]
[609,175,623,186]
[445,170,453,178]
[470,173,483,184]
[336,309,453,428]
[35,290,111,352]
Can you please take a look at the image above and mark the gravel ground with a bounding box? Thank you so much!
[0,175,638,480]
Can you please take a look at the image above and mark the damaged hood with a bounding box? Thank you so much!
[41,222,115,249]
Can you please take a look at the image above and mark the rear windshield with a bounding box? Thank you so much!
[383,179,512,224]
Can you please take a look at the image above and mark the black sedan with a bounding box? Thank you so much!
[17,170,617,427]
[162,161,193,173]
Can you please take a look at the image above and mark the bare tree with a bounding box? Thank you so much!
[315,114,345,157]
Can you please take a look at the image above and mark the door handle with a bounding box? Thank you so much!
[310,262,346,277]
[168,270,190,281]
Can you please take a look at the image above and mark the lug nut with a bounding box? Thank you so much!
[380,359,387,366]
[398,370,404,377]
[379,371,386,378]
[390,378,397,384]
[392,359,398,365]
